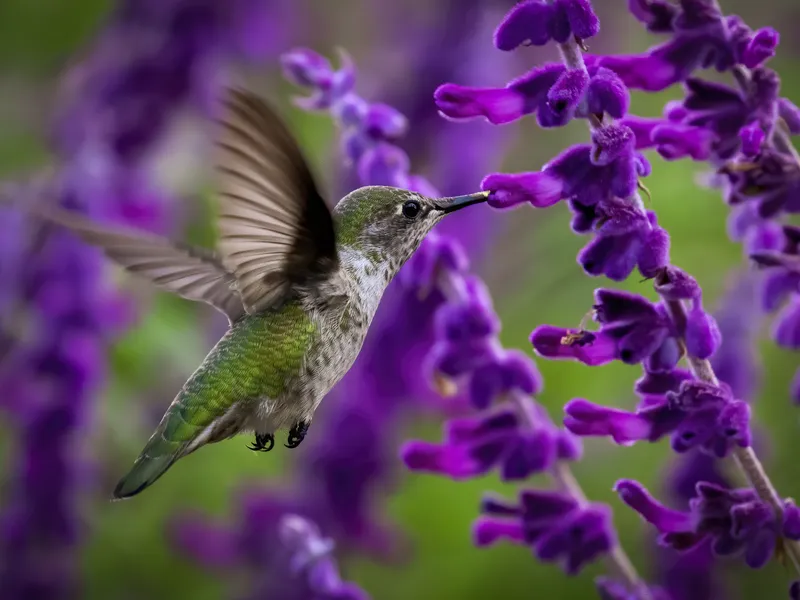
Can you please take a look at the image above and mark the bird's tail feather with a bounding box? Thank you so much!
[112,452,179,500]
[112,427,189,500]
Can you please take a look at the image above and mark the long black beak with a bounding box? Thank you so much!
[433,191,490,214]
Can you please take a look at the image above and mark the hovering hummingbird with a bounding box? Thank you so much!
[28,88,488,499]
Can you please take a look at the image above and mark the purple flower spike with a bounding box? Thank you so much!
[482,172,563,209]
[540,141,642,209]
[622,114,715,161]
[493,0,598,52]
[400,232,469,290]
[593,289,678,366]
[426,338,494,379]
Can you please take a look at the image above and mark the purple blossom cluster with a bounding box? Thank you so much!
[399,252,626,576]
[599,0,800,403]
[0,1,291,597]
[417,0,800,597]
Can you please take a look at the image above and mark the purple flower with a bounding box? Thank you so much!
[474,490,615,575]
[482,135,639,206]
[531,288,715,371]
[565,377,751,458]
[402,407,558,481]
[616,479,800,569]
[493,0,599,51]
[435,63,568,126]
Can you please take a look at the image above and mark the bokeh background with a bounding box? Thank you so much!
[1,0,799,598]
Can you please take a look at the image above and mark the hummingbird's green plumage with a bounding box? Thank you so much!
[119,301,316,497]
[24,87,489,499]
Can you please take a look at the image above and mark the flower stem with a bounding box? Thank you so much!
[663,298,800,574]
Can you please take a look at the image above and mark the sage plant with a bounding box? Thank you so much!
[399,0,800,597]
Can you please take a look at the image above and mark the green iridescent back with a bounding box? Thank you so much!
[149,301,316,453]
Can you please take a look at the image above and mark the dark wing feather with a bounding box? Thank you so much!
[34,206,245,322]
[214,87,338,314]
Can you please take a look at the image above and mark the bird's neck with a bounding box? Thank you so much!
[337,245,395,319]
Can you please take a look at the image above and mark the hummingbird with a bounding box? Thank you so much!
[27,88,489,499]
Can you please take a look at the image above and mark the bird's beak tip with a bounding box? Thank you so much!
[435,191,490,214]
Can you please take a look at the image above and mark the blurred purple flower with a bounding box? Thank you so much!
[0,1,299,597]
[172,496,367,600]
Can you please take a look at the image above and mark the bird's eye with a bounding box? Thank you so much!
[402,200,421,219]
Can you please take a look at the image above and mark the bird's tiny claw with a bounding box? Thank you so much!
[248,432,275,452]
[284,420,310,449]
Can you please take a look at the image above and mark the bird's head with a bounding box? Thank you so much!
[332,185,488,265]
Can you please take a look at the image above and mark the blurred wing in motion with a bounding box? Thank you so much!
[32,206,246,322]
[214,87,339,314]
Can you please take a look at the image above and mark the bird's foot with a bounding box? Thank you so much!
[247,432,275,452]
[285,421,310,449]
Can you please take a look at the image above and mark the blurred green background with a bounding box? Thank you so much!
[1,0,799,599]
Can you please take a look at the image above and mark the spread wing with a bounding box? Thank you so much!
[214,87,338,314]
[32,206,246,322]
